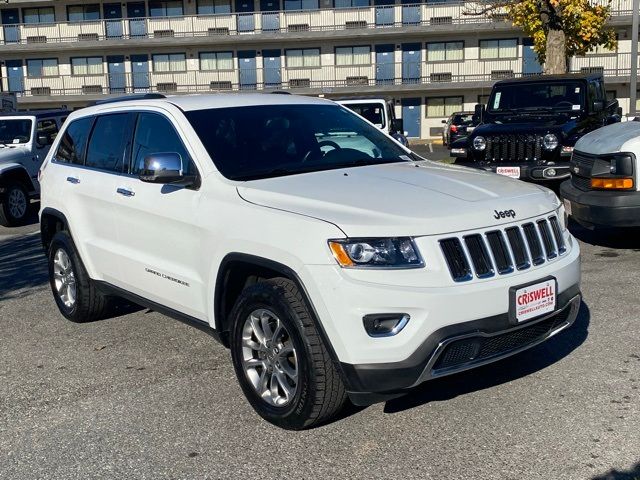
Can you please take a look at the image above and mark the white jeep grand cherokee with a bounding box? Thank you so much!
[39,93,581,430]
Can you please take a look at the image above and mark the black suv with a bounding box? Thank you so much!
[450,73,621,183]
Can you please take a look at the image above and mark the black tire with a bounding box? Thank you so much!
[48,230,109,323]
[229,277,347,430]
[0,181,31,227]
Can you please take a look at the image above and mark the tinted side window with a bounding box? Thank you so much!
[131,113,196,176]
[55,117,93,165]
[86,114,133,173]
[37,119,59,146]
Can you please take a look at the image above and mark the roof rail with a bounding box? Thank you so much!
[89,93,166,106]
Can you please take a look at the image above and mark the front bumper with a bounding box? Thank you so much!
[560,180,640,228]
[455,160,571,182]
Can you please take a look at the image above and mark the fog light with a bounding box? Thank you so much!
[363,314,410,337]
[546,168,557,177]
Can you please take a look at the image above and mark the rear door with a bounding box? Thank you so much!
[131,54,150,92]
[112,111,206,319]
[107,56,126,93]
[103,3,124,38]
[1,9,20,44]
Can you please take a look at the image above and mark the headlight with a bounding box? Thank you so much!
[543,133,559,150]
[473,136,486,151]
[328,238,424,269]
[556,204,567,231]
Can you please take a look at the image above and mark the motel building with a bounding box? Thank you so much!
[0,0,637,140]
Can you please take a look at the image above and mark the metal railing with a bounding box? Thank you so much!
[3,54,636,99]
[0,0,633,46]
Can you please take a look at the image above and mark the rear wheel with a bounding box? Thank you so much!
[0,181,31,227]
[229,277,347,430]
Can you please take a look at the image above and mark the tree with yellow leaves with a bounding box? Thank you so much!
[468,0,618,74]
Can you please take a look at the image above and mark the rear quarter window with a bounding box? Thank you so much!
[54,116,94,165]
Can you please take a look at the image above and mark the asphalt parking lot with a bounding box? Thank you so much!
[1,201,639,479]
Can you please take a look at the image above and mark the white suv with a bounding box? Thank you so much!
[40,93,582,430]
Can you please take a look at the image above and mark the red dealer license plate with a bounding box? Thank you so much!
[513,279,557,323]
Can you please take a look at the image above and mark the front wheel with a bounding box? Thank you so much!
[0,181,31,227]
[229,278,347,430]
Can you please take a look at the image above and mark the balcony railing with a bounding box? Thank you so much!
[0,0,633,46]
[3,54,636,99]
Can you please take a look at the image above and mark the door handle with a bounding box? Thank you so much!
[116,187,135,197]
[66,176,80,184]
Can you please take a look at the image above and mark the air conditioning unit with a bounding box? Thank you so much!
[82,85,103,94]
[491,70,514,80]
[208,27,230,36]
[31,87,51,96]
[289,78,311,88]
[78,33,99,41]
[157,82,178,92]
[154,29,175,38]
[429,16,452,25]
[430,72,452,83]
[210,81,232,90]
[346,76,369,86]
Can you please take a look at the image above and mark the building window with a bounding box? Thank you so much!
[479,39,518,59]
[149,1,184,17]
[71,57,103,75]
[23,7,55,24]
[67,4,101,22]
[200,52,233,70]
[426,96,463,117]
[286,48,320,68]
[335,46,370,66]
[153,53,187,72]
[426,41,463,62]
[477,94,490,105]
[284,0,319,11]
[197,0,232,14]
[27,59,59,78]
[334,0,370,7]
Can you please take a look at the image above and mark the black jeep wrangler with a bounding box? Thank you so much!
[450,73,621,183]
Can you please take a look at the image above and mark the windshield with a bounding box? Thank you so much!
[0,119,32,145]
[341,103,385,129]
[185,104,409,181]
[488,82,585,113]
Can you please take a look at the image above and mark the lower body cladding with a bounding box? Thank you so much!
[304,244,581,405]
[561,180,640,228]
[454,160,571,182]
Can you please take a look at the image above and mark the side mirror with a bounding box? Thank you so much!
[36,133,50,147]
[391,118,403,133]
[592,100,604,113]
[441,119,447,124]
[139,152,187,184]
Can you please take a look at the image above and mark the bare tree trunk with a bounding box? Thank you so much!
[545,28,568,74]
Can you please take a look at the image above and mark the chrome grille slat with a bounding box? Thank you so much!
[440,215,567,282]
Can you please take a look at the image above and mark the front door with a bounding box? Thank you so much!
[263,49,281,88]
[6,60,24,93]
[374,0,394,26]
[107,56,126,93]
[401,0,420,25]
[235,0,255,33]
[260,0,280,32]
[238,50,257,90]
[113,112,207,319]
[1,9,20,44]
[127,2,147,37]
[375,44,395,86]
[131,54,150,92]
[401,98,421,138]
[523,38,543,76]
[104,3,124,38]
[401,43,421,84]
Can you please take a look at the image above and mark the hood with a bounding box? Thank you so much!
[575,121,640,155]
[474,116,578,137]
[237,161,559,237]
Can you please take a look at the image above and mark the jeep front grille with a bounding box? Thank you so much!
[485,134,543,162]
[440,215,567,282]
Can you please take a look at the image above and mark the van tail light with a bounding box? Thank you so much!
[450,125,458,133]
[590,177,634,190]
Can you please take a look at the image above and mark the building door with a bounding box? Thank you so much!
[263,49,281,88]
[522,38,543,76]
[402,43,421,84]
[6,60,24,93]
[131,54,150,92]
[107,56,126,93]
[235,0,255,33]
[375,44,395,86]
[1,9,20,44]
[260,0,280,32]
[238,50,257,90]
[401,98,421,138]
[127,2,147,37]
[104,3,124,38]
[374,0,394,26]
[401,0,420,25]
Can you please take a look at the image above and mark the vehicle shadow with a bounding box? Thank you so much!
[592,461,640,480]
[382,301,591,415]
[569,220,640,249]
[0,232,48,301]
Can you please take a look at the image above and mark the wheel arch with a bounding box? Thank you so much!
[40,207,72,252]
[0,164,36,193]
